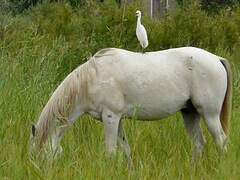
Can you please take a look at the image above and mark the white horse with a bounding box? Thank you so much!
[30,47,232,162]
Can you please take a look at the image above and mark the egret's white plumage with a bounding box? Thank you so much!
[136,10,148,49]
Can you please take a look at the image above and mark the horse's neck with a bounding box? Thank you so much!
[35,61,97,149]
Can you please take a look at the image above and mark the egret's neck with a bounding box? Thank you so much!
[137,16,141,26]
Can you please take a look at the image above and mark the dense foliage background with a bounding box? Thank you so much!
[0,0,240,179]
[2,0,240,14]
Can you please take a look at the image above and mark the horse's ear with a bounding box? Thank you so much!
[31,124,36,136]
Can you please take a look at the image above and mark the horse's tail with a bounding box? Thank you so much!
[220,58,233,135]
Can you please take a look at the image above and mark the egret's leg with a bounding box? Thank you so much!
[102,108,121,155]
[181,109,205,160]
[118,120,132,165]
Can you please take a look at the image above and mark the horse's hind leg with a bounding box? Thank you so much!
[193,100,227,151]
[203,113,227,152]
[193,95,227,151]
[181,108,205,159]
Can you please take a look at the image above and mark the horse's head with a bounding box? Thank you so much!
[29,124,63,160]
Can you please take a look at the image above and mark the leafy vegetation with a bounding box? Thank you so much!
[0,0,240,179]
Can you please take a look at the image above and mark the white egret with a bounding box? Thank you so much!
[136,10,148,52]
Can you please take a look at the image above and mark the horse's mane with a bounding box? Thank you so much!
[36,57,97,147]
[94,48,117,58]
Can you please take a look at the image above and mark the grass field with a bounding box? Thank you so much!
[0,1,240,179]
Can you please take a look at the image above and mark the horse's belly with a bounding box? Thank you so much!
[124,106,178,120]
[123,90,188,120]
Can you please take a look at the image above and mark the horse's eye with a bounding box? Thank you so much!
[31,124,36,137]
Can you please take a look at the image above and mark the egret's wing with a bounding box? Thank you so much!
[136,26,142,41]
[138,25,148,48]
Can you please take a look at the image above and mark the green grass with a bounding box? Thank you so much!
[0,1,240,179]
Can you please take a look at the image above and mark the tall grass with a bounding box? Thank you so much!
[0,1,240,179]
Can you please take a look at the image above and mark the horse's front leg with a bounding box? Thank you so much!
[118,120,132,166]
[102,108,121,155]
